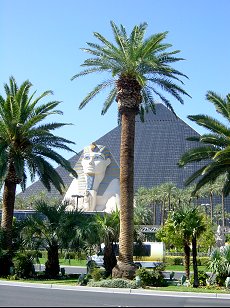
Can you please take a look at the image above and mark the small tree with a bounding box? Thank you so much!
[22,200,85,278]
[94,210,120,277]
[157,204,207,286]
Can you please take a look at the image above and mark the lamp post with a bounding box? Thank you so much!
[201,203,210,217]
[71,194,84,210]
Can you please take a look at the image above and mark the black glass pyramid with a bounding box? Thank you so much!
[17,103,203,199]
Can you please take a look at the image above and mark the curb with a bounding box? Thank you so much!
[1,280,230,299]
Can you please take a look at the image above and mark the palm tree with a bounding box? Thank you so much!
[94,210,120,277]
[22,200,86,278]
[171,205,206,286]
[178,91,230,197]
[0,77,78,250]
[134,187,154,225]
[71,21,190,278]
[215,174,228,227]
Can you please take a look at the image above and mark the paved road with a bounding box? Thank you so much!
[0,282,230,307]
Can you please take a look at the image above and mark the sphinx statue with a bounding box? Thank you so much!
[63,142,120,213]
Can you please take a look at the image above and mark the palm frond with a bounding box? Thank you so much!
[79,80,113,109]
[188,114,230,136]
[101,87,117,115]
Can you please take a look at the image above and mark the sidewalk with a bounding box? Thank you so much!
[1,279,230,300]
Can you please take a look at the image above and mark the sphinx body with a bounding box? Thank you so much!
[63,143,120,213]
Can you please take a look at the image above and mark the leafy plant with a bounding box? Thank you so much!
[13,252,35,278]
[190,271,209,286]
[136,267,166,287]
[88,278,137,289]
[208,246,230,286]
[90,267,103,281]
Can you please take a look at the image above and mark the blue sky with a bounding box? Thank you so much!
[1,0,230,163]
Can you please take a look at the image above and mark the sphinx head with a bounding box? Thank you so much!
[81,143,111,177]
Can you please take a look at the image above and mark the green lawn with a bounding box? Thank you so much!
[1,276,229,294]
[164,265,207,272]
[38,258,87,267]
[37,258,208,272]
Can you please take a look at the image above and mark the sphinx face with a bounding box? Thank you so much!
[81,152,111,176]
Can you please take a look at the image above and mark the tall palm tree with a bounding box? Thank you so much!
[178,91,230,197]
[71,21,190,278]
[134,187,154,225]
[215,174,228,227]
[0,77,78,250]
[202,181,219,224]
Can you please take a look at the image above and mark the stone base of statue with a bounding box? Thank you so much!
[112,260,137,280]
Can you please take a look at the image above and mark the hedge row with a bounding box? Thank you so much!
[164,256,209,266]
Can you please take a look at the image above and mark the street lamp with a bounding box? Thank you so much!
[201,203,210,217]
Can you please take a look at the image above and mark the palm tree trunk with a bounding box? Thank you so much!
[112,110,136,279]
[45,244,60,277]
[153,202,156,225]
[221,192,225,227]
[210,192,213,223]
[184,241,191,280]
[119,110,135,263]
[161,201,165,225]
[104,243,117,277]
[1,180,17,250]
[192,234,199,288]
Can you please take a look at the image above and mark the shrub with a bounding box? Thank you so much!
[88,278,137,289]
[87,260,98,274]
[78,273,91,286]
[190,271,209,286]
[208,246,230,286]
[90,267,103,281]
[13,252,35,278]
[63,252,76,260]
[196,257,209,266]
[165,256,183,265]
[165,256,209,266]
[136,267,166,287]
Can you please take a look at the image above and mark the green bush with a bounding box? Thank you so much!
[13,252,35,278]
[136,268,166,287]
[197,257,209,266]
[41,250,47,259]
[88,278,137,289]
[87,260,99,274]
[90,267,103,281]
[78,273,92,286]
[58,251,86,260]
[190,271,209,286]
[63,252,76,260]
[165,256,183,266]
[165,256,209,267]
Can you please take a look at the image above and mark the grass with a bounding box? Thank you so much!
[164,265,207,272]
[37,258,208,272]
[38,258,87,267]
[146,285,230,294]
[1,275,230,294]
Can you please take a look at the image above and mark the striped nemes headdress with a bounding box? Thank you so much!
[83,142,111,159]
